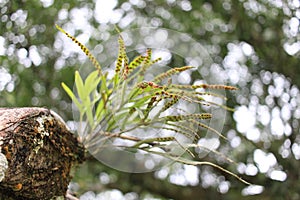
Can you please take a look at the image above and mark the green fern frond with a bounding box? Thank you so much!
[190,119,227,140]
[165,122,200,141]
[160,97,179,113]
[143,48,152,64]
[55,24,102,75]
[141,57,162,74]
[57,25,249,185]
[127,55,145,75]
[153,66,194,83]
[163,113,212,122]
[169,84,237,90]
[115,35,127,73]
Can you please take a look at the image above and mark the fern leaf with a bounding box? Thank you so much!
[163,113,212,122]
[153,66,194,83]
[55,24,102,75]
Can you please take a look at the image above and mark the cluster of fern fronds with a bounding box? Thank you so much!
[56,25,249,184]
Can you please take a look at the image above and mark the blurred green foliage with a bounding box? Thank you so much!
[1,0,300,199]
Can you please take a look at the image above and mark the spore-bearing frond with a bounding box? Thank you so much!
[57,25,249,185]
[55,24,102,75]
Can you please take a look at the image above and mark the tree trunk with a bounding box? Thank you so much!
[0,107,84,200]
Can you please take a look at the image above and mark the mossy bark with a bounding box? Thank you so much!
[0,107,85,200]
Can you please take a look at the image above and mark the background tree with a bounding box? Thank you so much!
[0,0,299,199]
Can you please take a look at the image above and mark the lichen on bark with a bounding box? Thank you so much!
[0,152,8,182]
[0,107,85,200]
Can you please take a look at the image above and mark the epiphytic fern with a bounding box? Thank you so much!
[56,24,249,185]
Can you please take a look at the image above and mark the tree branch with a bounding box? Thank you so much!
[0,107,84,200]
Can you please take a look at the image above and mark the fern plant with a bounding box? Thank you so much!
[56,25,249,184]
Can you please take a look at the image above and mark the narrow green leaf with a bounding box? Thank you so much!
[86,104,94,128]
[75,71,85,102]
[85,70,101,95]
[61,82,82,111]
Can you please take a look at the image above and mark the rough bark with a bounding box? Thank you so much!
[0,107,85,200]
